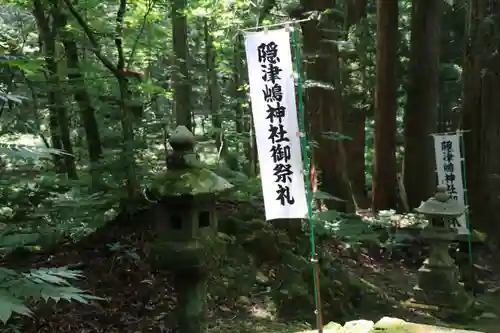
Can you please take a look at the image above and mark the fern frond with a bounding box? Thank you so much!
[0,266,104,323]
[0,91,26,105]
[0,292,32,323]
[0,143,71,159]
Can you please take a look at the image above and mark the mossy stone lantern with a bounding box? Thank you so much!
[412,185,473,316]
[152,125,233,242]
[149,125,233,333]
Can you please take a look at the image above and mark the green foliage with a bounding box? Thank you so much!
[312,210,378,243]
[0,89,102,326]
[0,266,103,323]
[310,199,421,250]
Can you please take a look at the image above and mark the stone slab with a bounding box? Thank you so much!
[368,317,484,333]
[305,317,485,333]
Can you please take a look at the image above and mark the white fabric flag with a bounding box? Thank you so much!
[244,28,307,220]
[433,133,468,234]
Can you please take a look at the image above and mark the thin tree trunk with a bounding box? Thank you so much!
[172,0,192,130]
[34,0,77,179]
[57,10,103,190]
[33,1,63,172]
[61,0,138,203]
[344,0,368,209]
[204,19,224,155]
[232,37,244,145]
[232,37,256,176]
[345,110,368,208]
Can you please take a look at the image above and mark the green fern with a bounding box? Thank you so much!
[0,266,103,323]
[0,92,26,105]
[0,88,68,160]
[0,86,101,324]
[0,143,70,160]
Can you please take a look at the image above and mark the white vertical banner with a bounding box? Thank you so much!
[433,134,468,234]
[244,28,307,220]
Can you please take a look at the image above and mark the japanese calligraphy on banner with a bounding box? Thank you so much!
[244,28,307,221]
[433,134,468,234]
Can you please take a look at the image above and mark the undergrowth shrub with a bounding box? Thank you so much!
[0,89,103,327]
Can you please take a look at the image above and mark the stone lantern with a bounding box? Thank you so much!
[148,125,234,333]
[412,185,473,316]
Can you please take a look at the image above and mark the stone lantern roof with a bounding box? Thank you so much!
[414,185,465,218]
[151,125,234,197]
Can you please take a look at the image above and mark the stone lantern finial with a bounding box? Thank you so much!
[167,126,197,169]
[169,125,196,153]
[434,185,449,202]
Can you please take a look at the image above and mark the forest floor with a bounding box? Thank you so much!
[3,199,500,333]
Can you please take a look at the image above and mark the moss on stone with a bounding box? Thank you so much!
[150,232,227,271]
[151,166,233,197]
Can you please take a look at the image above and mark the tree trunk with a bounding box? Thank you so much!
[232,37,256,176]
[172,0,192,130]
[344,0,369,209]
[55,8,103,190]
[345,110,368,208]
[33,0,77,179]
[232,37,244,139]
[204,19,224,155]
[478,69,500,236]
[403,0,442,208]
[372,0,398,210]
[300,0,354,212]
[61,0,138,203]
[33,0,63,172]
[461,0,500,236]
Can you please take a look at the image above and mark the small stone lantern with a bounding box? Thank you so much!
[412,185,473,316]
[149,125,233,333]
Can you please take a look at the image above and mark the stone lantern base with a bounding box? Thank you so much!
[411,260,474,317]
[406,186,475,320]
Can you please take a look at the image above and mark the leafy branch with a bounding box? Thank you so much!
[61,0,119,75]
[126,0,157,70]
[257,0,277,25]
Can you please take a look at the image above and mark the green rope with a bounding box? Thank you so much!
[290,26,323,331]
[459,131,475,293]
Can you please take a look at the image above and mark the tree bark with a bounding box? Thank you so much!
[204,19,224,154]
[403,0,442,208]
[372,0,399,210]
[461,0,500,236]
[33,0,77,179]
[344,0,369,209]
[345,110,368,208]
[300,0,354,212]
[62,37,103,188]
[52,5,104,190]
